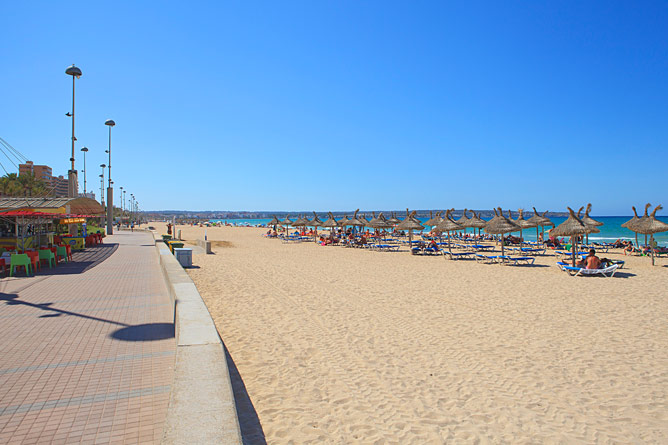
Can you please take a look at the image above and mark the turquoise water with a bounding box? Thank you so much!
[209,216,668,247]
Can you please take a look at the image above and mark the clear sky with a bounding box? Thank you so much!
[2,1,667,214]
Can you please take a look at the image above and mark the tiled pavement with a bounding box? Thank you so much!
[0,232,175,444]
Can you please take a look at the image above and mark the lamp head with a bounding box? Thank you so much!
[81,147,88,152]
[100,164,106,168]
[65,65,82,78]
[105,119,116,127]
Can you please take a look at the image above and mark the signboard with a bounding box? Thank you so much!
[62,236,85,250]
[59,217,86,224]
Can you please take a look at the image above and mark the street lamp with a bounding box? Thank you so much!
[65,64,82,198]
[80,146,88,196]
[104,119,115,235]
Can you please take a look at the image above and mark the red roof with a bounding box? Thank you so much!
[0,210,93,218]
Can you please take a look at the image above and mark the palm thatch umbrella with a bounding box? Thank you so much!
[367,212,393,241]
[309,212,323,241]
[550,207,588,266]
[280,215,294,236]
[347,209,366,234]
[484,207,520,258]
[395,209,424,249]
[468,210,487,238]
[435,209,463,255]
[630,204,668,266]
[513,209,537,250]
[292,214,309,230]
[321,212,339,239]
[455,209,472,236]
[631,203,653,248]
[423,211,442,228]
[268,215,280,230]
[387,212,401,225]
[580,203,604,244]
[527,208,553,245]
[621,206,641,247]
[358,213,370,228]
[337,214,350,232]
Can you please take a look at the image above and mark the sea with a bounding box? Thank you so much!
[209,216,668,247]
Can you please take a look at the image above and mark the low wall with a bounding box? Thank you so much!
[153,231,242,444]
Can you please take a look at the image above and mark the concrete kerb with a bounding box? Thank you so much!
[152,231,243,445]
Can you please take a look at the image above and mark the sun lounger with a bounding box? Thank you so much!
[556,262,619,277]
[375,244,400,252]
[442,251,475,260]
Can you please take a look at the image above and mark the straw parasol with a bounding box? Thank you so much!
[268,215,280,229]
[280,215,294,236]
[580,203,604,244]
[468,210,487,238]
[310,212,323,241]
[347,209,366,233]
[629,204,668,266]
[527,207,553,245]
[550,207,588,266]
[423,211,442,228]
[435,209,463,255]
[621,206,641,247]
[483,207,520,258]
[514,209,537,250]
[387,212,401,225]
[320,212,339,239]
[367,212,393,241]
[337,214,350,230]
[395,209,424,249]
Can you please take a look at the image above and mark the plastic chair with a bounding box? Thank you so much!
[56,246,68,263]
[10,254,32,277]
[39,249,56,268]
[0,258,6,276]
[49,247,59,265]
[26,251,40,271]
[63,245,73,261]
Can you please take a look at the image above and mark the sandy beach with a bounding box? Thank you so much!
[154,222,667,444]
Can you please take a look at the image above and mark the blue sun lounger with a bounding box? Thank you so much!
[442,251,475,260]
[556,261,619,277]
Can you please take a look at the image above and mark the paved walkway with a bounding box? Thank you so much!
[0,232,175,444]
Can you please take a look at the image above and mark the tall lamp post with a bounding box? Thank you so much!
[119,186,124,225]
[104,119,115,235]
[80,146,88,196]
[65,65,82,198]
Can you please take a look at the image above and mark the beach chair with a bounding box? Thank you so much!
[10,254,32,277]
[474,253,498,263]
[442,251,475,260]
[556,262,619,277]
[56,246,68,263]
[504,256,535,266]
[26,251,40,271]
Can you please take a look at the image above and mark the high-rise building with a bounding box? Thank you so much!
[53,176,69,197]
[18,161,70,197]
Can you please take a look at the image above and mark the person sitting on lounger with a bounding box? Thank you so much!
[429,239,439,251]
[584,249,602,269]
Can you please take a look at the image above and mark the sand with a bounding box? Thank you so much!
[153,222,668,444]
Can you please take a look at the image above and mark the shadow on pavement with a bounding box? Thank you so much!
[33,243,119,276]
[110,323,175,341]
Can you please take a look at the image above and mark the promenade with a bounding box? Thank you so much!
[0,232,176,444]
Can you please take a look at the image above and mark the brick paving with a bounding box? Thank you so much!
[0,232,175,444]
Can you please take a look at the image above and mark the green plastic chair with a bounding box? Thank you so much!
[56,246,68,263]
[39,249,56,268]
[10,253,32,277]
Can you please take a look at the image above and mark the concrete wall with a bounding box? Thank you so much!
[153,232,242,445]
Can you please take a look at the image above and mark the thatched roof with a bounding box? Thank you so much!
[368,212,393,229]
[320,212,339,228]
[467,211,487,229]
[0,196,104,215]
[268,215,280,225]
[514,209,536,229]
[550,207,588,237]
[396,210,424,231]
[632,204,668,235]
[423,211,442,227]
[280,215,294,226]
[347,209,366,227]
[581,203,604,227]
[621,206,640,229]
[309,211,323,226]
[436,209,463,232]
[358,214,370,225]
[484,208,520,235]
[337,215,350,227]
[291,215,309,226]
[387,212,400,225]
[527,207,553,228]
[455,209,472,228]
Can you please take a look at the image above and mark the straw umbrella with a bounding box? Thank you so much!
[527,208,553,245]
[310,212,323,241]
[268,215,280,231]
[630,204,668,266]
[580,203,604,245]
[455,209,472,237]
[367,212,393,241]
[513,209,537,250]
[435,209,463,256]
[347,209,366,235]
[280,215,293,236]
[468,210,487,239]
[387,212,401,225]
[321,212,339,240]
[550,207,588,267]
[483,208,520,258]
[631,203,653,248]
[395,209,424,250]
[423,211,442,228]
[292,215,308,236]
[621,206,641,248]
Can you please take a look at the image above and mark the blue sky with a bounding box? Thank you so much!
[2,1,667,214]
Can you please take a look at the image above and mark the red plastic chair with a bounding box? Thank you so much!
[0,258,6,276]
[26,251,40,271]
[49,247,59,265]
[60,244,73,261]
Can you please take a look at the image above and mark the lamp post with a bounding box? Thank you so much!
[123,190,127,222]
[100,164,106,229]
[65,64,82,198]
[104,119,115,235]
[119,186,124,224]
[80,147,88,196]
